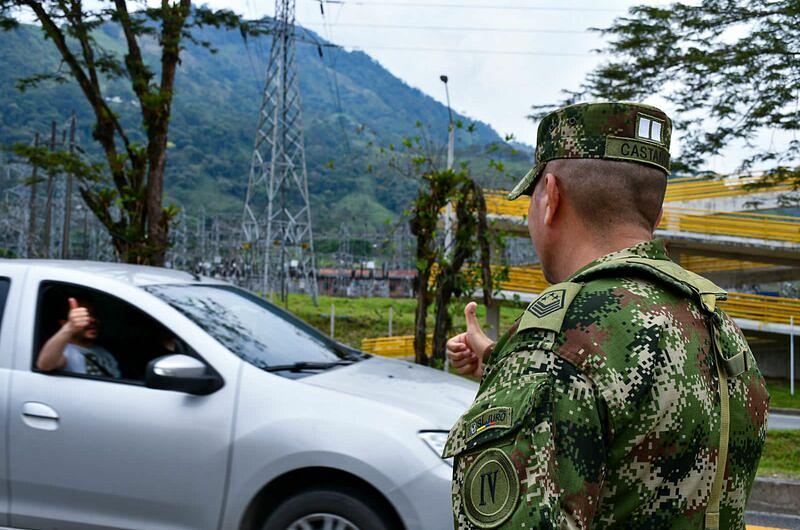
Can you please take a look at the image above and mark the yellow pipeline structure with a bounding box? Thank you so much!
[660,207,800,244]
[664,176,792,203]
[675,255,773,274]
[484,192,800,243]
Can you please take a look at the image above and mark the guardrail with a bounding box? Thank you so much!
[361,335,426,358]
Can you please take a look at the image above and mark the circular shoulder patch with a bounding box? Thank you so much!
[463,448,520,528]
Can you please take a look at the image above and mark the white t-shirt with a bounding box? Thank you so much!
[63,343,121,379]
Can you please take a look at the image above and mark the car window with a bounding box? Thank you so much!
[146,284,362,369]
[35,282,198,383]
[0,278,10,335]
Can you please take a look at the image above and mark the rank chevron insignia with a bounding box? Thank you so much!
[518,282,582,333]
[528,289,566,318]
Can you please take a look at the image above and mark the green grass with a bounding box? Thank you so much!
[758,430,800,480]
[765,378,800,410]
[283,293,525,349]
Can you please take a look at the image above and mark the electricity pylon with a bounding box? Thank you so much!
[242,0,318,304]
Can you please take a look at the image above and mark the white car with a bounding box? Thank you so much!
[0,259,476,530]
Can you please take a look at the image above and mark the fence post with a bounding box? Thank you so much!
[486,303,501,341]
[791,316,795,396]
[330,303,335,339]
[388,306,393,337]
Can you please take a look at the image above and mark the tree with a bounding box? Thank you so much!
[380,123,506,367]
[0,1,258,264]
[559,0,799,194]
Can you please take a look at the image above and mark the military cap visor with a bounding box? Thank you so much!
[508,102,673,200]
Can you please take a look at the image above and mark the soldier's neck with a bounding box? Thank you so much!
[549,229,653,283]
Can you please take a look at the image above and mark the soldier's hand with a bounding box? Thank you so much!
[446,302,494,378]
[64,297,91,335]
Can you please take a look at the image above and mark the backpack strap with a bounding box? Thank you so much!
[571,256,727,314]
[704,315,730,530]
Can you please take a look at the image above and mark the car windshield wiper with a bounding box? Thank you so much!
[263,360,355,373]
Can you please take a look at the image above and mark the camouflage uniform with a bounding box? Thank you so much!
[444,103,769,530]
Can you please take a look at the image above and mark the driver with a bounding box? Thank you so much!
[37,296,121,379]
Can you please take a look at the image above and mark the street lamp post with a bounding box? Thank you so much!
[440,75,455,372]
[440,75,455,170]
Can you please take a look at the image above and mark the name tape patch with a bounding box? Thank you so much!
[466,406,513,441]
[604,136,670,171]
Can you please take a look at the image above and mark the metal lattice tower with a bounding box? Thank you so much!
[243,0,318,304]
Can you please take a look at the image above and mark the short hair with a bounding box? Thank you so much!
[541,158,667,232]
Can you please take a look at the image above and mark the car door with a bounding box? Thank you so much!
[8,267,241,530]
[0,262,23,527]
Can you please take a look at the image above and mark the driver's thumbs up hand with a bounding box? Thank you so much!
[65,297,90,335]
[446,302,495,379]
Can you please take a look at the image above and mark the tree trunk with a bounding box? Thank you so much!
[431,272,455,366]
[413,269,431,366]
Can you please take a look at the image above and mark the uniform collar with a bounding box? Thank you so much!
[567,239,671,281]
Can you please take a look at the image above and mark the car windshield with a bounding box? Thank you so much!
[146,284,363,369]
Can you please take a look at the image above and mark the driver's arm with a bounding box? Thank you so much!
[36,298,88,372]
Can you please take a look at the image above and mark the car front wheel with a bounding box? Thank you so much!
[262,487,395,530]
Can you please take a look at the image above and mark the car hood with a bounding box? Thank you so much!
[302,356,478,430]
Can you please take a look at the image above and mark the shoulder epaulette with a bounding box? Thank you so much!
[518,281,583,333]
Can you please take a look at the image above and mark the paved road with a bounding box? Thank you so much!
[769,413,800,430]
[747,511,800,529]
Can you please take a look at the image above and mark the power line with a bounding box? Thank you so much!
[316,1,620,13]
[314,1,353,155]
[303,22,588,34]
[342,44,589,56]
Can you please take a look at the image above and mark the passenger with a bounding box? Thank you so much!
[37,297,121,379]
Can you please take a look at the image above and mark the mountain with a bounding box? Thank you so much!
[0,21,529,231]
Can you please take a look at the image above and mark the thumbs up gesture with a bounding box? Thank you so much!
[64,297,91,335]
[446,302,495,378]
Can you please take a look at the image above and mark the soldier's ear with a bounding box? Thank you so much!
[542,172,560,226]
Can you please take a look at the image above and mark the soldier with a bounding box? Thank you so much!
[444,102,769,530]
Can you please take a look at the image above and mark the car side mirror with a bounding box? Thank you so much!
[145,354,223,396]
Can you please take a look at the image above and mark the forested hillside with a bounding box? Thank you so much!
[0,21,530,230]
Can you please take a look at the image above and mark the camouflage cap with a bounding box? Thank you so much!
[508,101,673,200]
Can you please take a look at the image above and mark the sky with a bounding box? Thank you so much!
[204,1,674,146]
[13,0,793,174]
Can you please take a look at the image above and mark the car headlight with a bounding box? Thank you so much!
[419,431,453,467]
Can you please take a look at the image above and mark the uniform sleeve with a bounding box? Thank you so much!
[449,334,608,530]
[544,355,608,529]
